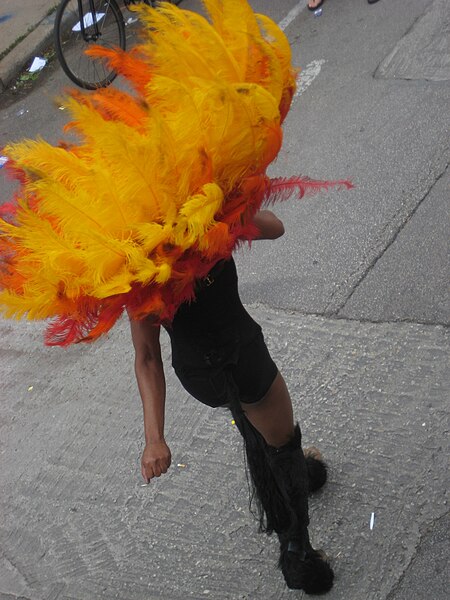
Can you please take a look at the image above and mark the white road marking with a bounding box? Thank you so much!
[278,0,308,31]
[277,4,325,99]
[295,59,326,97]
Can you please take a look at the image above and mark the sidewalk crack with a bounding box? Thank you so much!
[325,156,449,317]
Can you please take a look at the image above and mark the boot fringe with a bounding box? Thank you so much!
[305,455,328,493]
[279,546,334,594]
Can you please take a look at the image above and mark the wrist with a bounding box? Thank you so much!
[145,432,165,445]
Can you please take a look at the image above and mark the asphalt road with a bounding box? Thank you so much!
[0,1,449,599]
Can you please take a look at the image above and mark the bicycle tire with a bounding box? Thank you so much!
[54,0,126,90]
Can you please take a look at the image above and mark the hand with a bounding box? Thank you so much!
[141,440,171,483]
[252,210,285,240]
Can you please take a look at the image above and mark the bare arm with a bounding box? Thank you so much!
[252,210,285,240]
[129,317,171,482]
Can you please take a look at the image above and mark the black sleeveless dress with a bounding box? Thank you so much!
[165,258,278,408]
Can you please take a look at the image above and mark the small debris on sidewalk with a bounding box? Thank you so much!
[369,512,375,530]
[314,8,323,17]
[0,156,8,168]
[28,57,47,73]
[177,463,187,468]
[27,386,34,392]
[0,14,13,25]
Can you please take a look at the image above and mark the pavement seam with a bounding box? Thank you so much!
[0,549,32,590]
[322,156,449,319]
[330,313,449,328]
[246,303,449,330]
[384,509,450,600]
[372,8,423,80]
[0,3,59,62]
[373,0,450,83]
[0,25,36,63]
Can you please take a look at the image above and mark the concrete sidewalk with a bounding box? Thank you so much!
[0,0,59,91]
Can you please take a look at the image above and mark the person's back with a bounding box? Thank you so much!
[166,257,271,408]
[167,258,261,361]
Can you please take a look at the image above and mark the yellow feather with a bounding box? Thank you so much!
[0,0,297,342]
[172,183,223,248]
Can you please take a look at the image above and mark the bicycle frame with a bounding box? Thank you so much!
[124,0,153,6]
[76,0,154,44]
[77,0,103,42]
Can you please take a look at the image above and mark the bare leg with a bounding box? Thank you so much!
[241,371,294,447]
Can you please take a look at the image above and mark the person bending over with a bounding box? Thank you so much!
[129,210,333,595]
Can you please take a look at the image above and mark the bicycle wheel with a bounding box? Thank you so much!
[54,0,126,90]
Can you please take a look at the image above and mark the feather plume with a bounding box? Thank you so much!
[0,0,352,346]
[0,201,18,219]
[68,88,148,131]
[45,313,96,347]
[263,176,354,205]
[85,46,152,95]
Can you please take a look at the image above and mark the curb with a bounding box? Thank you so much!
[0,11,56,93]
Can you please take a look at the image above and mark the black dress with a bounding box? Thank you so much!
[165,258,278,408]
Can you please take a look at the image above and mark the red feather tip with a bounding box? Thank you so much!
[263,176,354,205]
[45,316,92,347]
[0,202,18,219]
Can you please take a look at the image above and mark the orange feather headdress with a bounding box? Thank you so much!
[0,0,351,346]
